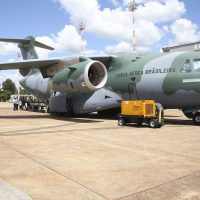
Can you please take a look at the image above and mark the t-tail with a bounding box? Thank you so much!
[0,35,54,60]
[0,35,54,76]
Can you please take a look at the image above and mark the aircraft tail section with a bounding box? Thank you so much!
[0,35,54,60]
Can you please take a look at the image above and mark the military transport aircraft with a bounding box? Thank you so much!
[0,36,200,125]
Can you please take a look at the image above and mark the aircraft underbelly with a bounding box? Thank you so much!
[48,88,121,114]
[72,88,121,114]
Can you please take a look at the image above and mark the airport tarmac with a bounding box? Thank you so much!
[0,102,200,200]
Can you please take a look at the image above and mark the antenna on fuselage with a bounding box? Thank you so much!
[128,0,137,52]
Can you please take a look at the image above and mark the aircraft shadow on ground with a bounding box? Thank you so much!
[164,118,194,126]
[0,111,194,126]
[0,113,103,123]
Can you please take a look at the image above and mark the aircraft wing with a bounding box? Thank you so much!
[0,54,113,70]
[0,57,81,78]
[0,58,61,70]
[0,56,112,78]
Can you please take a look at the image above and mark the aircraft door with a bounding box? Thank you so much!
[128,83,139,100]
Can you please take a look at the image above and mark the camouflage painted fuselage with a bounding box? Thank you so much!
[20,51,200,113]
[106,51,200,109]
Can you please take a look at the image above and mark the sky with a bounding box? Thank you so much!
[0,0,200,87]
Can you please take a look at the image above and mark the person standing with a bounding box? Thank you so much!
[19,99,22,110]
[13,97,18,111]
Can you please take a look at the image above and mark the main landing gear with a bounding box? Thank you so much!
[182,108,200,125]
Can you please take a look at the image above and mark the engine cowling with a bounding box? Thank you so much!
[48,60,108,93]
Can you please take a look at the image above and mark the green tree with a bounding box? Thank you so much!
[0,90,12,102]
[20,87,31,95]
[2,79,17,94]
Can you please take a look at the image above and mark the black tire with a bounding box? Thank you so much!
[183,111,193,119]
[192,113,200,125]
[149,119,159,128]
[118,118,125,126]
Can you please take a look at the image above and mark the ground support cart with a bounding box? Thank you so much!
[118,100,164,128]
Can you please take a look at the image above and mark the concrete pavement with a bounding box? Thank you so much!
[0,103,200,200]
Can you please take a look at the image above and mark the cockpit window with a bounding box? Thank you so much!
[180,59,192,73]
[193,58,200,72]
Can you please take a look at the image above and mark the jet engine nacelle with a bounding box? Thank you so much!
[48,60,108,93]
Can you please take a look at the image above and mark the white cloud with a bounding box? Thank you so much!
[35,36,55,59]
[136,0,185,23]
[0,72,21,89]
[35,25,86,58]
[0,25,85,60]
[170,18,200,45]
[0,43,18,56]
[53,25,85,52]
[0,0,198,57]
[105,41,132,53]
[105,41,150,53]
[55,0,186,51]
[136,20,163,46]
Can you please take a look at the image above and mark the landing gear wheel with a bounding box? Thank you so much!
[183,111,193,119]
[118,118,125,126]
[192,113,200,125]
[149,119,159,128]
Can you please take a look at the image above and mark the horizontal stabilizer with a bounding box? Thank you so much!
[0,37,54,50]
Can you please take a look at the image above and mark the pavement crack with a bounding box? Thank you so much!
[0,122,79,135]
[116,170,200,200]
[0,141,109,200]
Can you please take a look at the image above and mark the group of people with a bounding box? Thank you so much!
[12,96,48,111]
[12,97,35,111]
[13,97,26,111]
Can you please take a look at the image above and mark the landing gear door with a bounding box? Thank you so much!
[128,83,139,100]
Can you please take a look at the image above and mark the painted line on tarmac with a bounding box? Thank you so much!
[0,179,32,200]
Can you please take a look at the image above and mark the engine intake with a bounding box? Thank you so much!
[48,60,107,93]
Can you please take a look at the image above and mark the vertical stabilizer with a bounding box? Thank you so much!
[18,35,39,60]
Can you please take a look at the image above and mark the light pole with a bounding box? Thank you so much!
[79,22,86,55]
[128,0,137,51]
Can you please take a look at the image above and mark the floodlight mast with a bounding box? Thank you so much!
[128,0,137,51]
[79,22,86,55]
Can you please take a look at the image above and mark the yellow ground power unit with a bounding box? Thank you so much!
[118,100,164,128]
[121,100,156,117]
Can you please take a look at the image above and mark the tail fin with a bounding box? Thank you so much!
[0,35,54,60]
